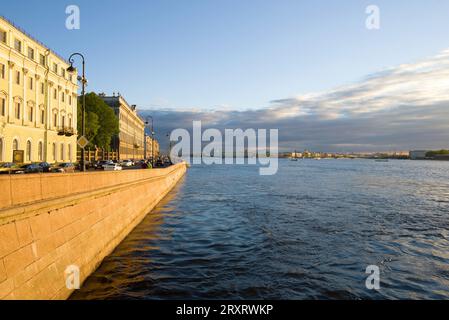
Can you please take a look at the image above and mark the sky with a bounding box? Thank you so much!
[3,0,449,151]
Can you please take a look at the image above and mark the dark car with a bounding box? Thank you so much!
[37,162,52,173]
[0,163,21,174]
[52,163,76,173]
[16,164,44,174]
[155,159,163,168]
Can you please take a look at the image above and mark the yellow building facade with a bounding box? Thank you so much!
[0,17,78,164]
[100,94,145,161]
[145,135,160,160]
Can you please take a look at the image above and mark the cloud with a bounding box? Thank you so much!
[141,48,449,152]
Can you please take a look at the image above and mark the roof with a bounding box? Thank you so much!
[0,15,69,63]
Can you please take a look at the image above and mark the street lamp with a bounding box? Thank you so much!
[67,53,87,172]
[145,116,155,166]
[166,133,172,161]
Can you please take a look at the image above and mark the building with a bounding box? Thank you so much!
[145,134,160,160]
[0,16,78,164]
[100,94,145,160]
[409,150,429,160]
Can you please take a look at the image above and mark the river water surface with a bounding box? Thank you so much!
[72,159,449,300]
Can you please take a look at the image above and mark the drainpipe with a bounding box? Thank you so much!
[43,49,50,162]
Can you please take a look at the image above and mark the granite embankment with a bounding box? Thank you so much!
[0,163,187,300]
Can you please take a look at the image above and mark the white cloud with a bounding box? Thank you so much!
[142,48,449,152]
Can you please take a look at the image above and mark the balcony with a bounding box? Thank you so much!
[57,126,75,137]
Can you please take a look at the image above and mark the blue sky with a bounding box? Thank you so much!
[3,1,449,152]
[3,0,449,111]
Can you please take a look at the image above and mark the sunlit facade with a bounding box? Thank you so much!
[100,94,145,161]
[0,16,78,163]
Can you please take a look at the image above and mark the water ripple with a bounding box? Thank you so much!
[72,160,449,300]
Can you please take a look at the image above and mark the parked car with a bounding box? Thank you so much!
[37,162,52,173]
[122,160,134,167]
[155,159,163,168]
[0,163,21,174]
[16,164,44,174]
[52,163,76,173]
[94,160,113,170]
[103,163,123,171]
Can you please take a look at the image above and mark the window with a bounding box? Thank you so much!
[29,77,33,90]
[61,92,65,103]
[38,142,43,161]
[39,54,45,66]
[60,144,65,161]
[14,39,22,52]
[13,139,19,151]
[15,102,21,119]
[0,30,6,44]
[53,113,57,127]
[61,68,65,78]
[40,109,45,125]
[68,144,72,161]
[26,141,31,162]
[53,63,58,73]
[1,98,5,116]
[52,143,56,161]
[16,71,20,85]
[27,47,35,60]
[69,95,72,105]
[28,106,33,122]
[0,138,3,162]
[40,82,44,94]
[62,116,65,128]
[53,89,57,99]
[0,63,4,79]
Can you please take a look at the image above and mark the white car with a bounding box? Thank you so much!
[122,160,134,167]
[103,163,123,171]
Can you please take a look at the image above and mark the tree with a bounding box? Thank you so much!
[77,93,119,150]
[426,150,449,158]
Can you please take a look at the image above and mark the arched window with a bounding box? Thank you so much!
[38,141,43,161]
[0,138,3,162]
[52,143,57,161]
[61,144,65,161]
[26,140,31,162]
[13,139,19,151]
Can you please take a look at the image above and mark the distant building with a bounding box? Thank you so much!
[100,94,145,160]
[409,150,429,160]
[144,134,160,160]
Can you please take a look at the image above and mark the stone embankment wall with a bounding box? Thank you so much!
[0,163,187,300]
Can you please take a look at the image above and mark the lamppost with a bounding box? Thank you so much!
[145,116,155,166]
[166,133,172,160]
[67,53,87,172]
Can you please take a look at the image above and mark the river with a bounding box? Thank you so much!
[72,159,449,300]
